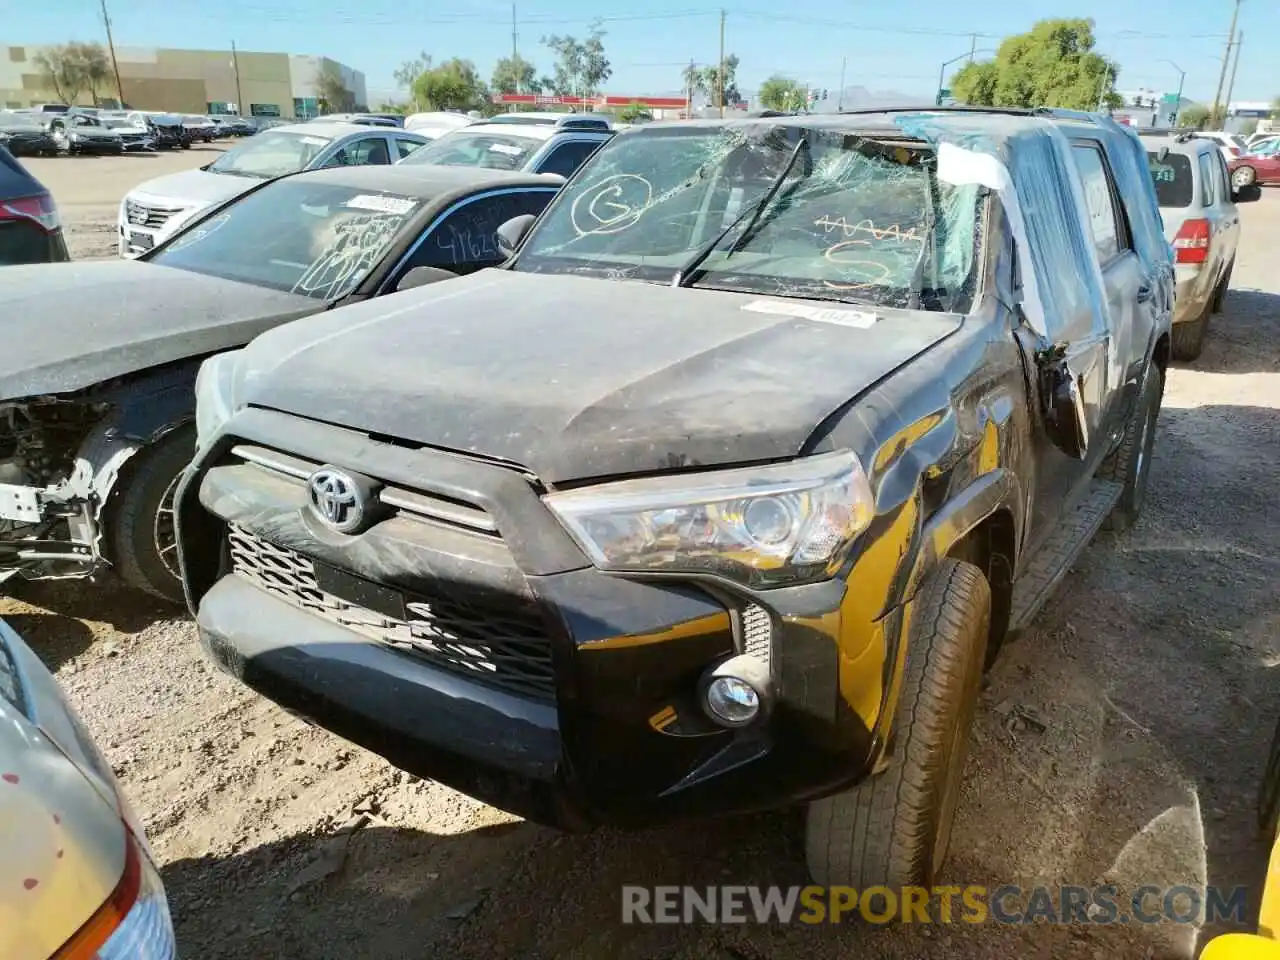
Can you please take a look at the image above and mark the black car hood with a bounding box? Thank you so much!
[238,270,964,484]
[0,260,322,401]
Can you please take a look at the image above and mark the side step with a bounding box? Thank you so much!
[1008,479,1124,634]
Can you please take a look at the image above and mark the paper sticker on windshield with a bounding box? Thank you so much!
[488,143,523,156]
[298,136,330,147]
[343,194,417,215]
[742,299,878,329]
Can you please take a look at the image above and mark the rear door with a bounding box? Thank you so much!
[1068,138,1139,460]
[1197,149,1233,290]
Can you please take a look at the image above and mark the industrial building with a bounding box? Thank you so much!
[0,43,366,119]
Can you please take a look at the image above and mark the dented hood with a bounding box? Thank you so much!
[238,270,963,483]
[0,260,321,401]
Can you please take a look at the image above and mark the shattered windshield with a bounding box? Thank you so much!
[207,131,334,178]
[149,181,420,300]
[512,124,983,312]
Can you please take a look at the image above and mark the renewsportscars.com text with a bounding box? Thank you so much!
[621,884,1248,925]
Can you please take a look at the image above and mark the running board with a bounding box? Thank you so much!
[1009,479,1124,634]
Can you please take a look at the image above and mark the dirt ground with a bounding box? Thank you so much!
[6,152,1280,959]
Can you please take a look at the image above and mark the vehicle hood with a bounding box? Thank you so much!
[236,270,964,483]
[0,620,130,960]
[130,167,256,207]
[0,119,47,135]
[0,260,322,401]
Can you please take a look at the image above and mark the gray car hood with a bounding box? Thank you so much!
[0,260,322,401]
[130,167,258,207]
[237,270,963,483]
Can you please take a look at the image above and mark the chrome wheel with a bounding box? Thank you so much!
[151,471,182,581]
[1232,166,1256,188]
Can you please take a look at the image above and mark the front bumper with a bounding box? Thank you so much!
[0,133,56,155]
[117,198,199,257]
[70,137,125,153]
[179,408,902,829]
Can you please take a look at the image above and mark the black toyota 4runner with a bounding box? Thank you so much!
[176,107,1173,888]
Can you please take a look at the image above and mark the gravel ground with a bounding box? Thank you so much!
[6,153,1280,959]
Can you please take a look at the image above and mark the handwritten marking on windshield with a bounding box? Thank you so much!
[822,239,895,291]
[813,215,923,244]
[293,213,401,300]
[570,174,653,236]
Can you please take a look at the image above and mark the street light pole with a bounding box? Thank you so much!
[1160,59,1186,126]
[936,49,995,105]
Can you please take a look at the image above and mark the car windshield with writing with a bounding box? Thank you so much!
[207,131,334,178]
[511,125,982,312]
[1146,152,1194,208]
[400,130,542,171]
[148,181,419,300]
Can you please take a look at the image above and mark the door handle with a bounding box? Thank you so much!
[1136,284,1154,303]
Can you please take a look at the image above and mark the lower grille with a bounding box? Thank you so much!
[227,524,557,701]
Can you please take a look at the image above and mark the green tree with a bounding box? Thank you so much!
[618,101,651,123]
[492,54,539,95]
[758,74,805,113]
[1178,103,1210,129]
[32,42,113,105]
[315,60,354,112]
[412,58,489,112]
[393,51,432,109]
[949,18,1122,111]
[541,19,611,98]
[682,54,742,108]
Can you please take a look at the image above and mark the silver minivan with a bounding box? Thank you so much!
[1142,130,1259,361]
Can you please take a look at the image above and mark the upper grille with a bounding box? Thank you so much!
[125,200,183,229]
[227,524,557,701]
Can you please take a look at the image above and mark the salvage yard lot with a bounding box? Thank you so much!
[5,150,1280,959]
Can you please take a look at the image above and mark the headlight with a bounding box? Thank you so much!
[543,450,875,588]
[194,349,245,449]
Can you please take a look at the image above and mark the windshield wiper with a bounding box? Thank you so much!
[671,136,810,289]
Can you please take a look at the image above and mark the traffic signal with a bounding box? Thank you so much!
[822,88,828,100]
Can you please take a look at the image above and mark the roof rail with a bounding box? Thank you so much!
[836,104,1034,117]
[1031,106,1100,123]
[555,114,611,130]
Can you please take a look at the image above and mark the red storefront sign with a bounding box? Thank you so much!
[491,93,691,109]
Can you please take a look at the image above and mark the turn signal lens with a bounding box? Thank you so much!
[1172,218,1210,265]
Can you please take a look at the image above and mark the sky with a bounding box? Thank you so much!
[7,0,1278,108]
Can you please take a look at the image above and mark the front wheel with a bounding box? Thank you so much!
[104,425,195,603]
[805,558,990,889]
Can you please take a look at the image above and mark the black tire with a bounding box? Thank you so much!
[1259,713,1280,837]
[805,558,990,889]
[1212,261,1233,314]
[1098,365,1162,532]
[104,425,195,603]
[1171,292,1211,361]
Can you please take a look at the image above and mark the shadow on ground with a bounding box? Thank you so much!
[2,577,181,634]
[1182,288,1280,375]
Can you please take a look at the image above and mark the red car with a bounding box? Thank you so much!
[1230,148,1280,189]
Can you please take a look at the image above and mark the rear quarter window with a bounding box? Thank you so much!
[1147,151,1194,207]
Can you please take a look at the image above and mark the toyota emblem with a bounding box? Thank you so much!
[307,467,366,534]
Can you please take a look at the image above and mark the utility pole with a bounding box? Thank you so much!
[717,9,726,118]
[1210,0,1242,128]
[511,3,520,96]
[836,56,846,112]
[1223,31,1243,121]
[686,58,696,117]
[99,0,125,107]
[230,40,244,116]
[968,33,977,62]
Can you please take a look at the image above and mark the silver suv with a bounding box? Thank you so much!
[1142,130,1259,361]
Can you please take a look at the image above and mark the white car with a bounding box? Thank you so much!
[117,122,431,256]
[1196,130,1251,162]
[403,111,475,141]
[396,114,611,179]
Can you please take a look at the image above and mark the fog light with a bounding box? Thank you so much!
[704,675,761,726]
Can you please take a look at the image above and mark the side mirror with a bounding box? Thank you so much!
[1232,183,1262,204]
[1038,347,1089,461]
[394,265,456,292]
[496,214,537,259]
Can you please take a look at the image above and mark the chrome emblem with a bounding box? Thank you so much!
[307,467,365,534]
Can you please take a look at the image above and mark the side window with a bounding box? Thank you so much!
[396,137,424,160]
[537,139,603,178]
[330,136,391,166]
[1214,151,1232,200]
[1197,153,1216,206]
[398,190,555,275]
[1070,143,1124,264]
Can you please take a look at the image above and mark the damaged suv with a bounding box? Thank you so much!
[177,108,1172,887]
